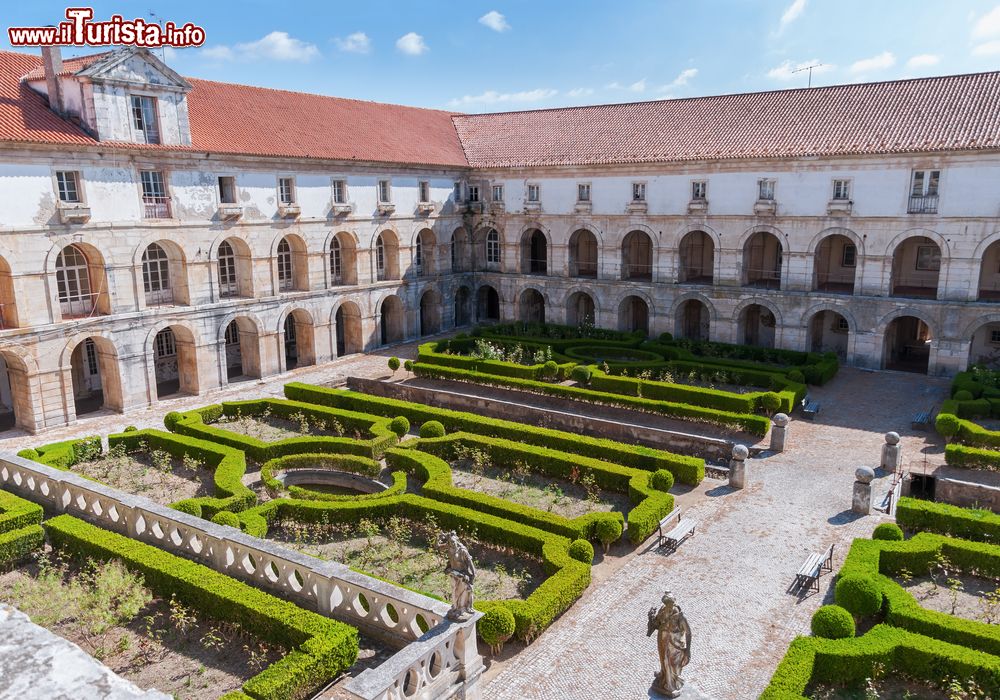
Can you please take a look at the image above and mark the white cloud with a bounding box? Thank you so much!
[669,68,698,88]
[973,39,1000,56]
[479,11,510,32]
[396,32,428,56]
[973,5,1000,39]
[766,59,832,81]
[607,79,647,92]
[906,53,940,69]
[849,51,895,74]
[335,31,371,54]
[447,88,557,108]
[201,31,319,62]
[567,87,594,98]
[778,0,807,32]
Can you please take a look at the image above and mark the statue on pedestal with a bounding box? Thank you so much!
[647,591,691,697]
[437,531,476,621]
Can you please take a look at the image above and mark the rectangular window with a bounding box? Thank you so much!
[130,95,160,144]
[332,179,347,204]
[916,245,941,271]
[486,232,501,264]
[419,180,430,203]
[632,182,646,202]
[55,171,81,203]
[454,182,462,201]
[378,179,391,203]
[842,244,857,268]
[492,184,504,202]
[468,185,480,203]
[911,170,940,197]
[218,176,236,204]
[837,318,850,332]
[155,330,176,359]
[140,170,170,218]
[758,179,775,200]
[692,180,707,200]
[225,322,240,345]
[577,183,591,202]
[832,179,851,200]
[992,329,1000,344]
[527,184,540,202]
[85,338,99,375]
[278,177,295,204]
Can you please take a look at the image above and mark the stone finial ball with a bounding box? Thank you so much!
[773,413,789,427]
[855,466,875,484]
[732,444,750,460]
[884,431,900,445]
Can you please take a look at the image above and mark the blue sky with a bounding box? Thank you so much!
[4,1,1000,112]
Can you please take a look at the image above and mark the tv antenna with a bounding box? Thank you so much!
[148,10,167,61]
[792,63,824,88]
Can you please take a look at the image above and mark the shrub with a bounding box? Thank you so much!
[759,392,782,414]
[594,519,623,552]
[571,365,592,385]
[810,605,855,639]
[172,501,201,517]
[478,605,516,655]
[834,574,882,618]
[649,469,675,492]
[568,539,595,564]
[936,413,961,441]
[954,389,974,401]
[123,425,138,432]
[418,421,446,439]
[403,360,413,372]
[389,416,410,438]
[872,522,904,541]
[211,511,241,529]
[542,360,559,381]
[658,333,673,342]
[387,357,400,373]
[787,369,805,383]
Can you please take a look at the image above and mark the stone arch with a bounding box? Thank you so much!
[520,227,549,275]
[0,346,39,432]
[51,241,112,318]
[677,229,715,284]
[374,229,401,281]
[564,219,605,247]
[451,227,471,273]
[62,333,124,414]
[806,226,865,255]
[811,228,862,294]
[621,229,655,281]
[220,314,264,381]
[145,321,200,399]
[879,309,935,373]
[568,228,599,278]
[976,234,1000,301]
[883,227,949,258]
[327,230,359,286]
[565,290,597,327]
[741,228,784,289]
[888,231,943,299]
[475,284,501,322]
[734,297,783,349]
[332,299,364,357]
[274,233,310,292]
[138,239,190,306]
[419,287,442,336]
[454,285,472,328]
[414,228,437,277]
[278,307,317,370]
[803,303,856,360]
[737,223,788,250]
[378,294,405,345]
[517,287,547,324]
[214,235,254,299]
[674,297,712,341]
[966,315,1000,370]
[0,254,18,329]
[618,294,650,335]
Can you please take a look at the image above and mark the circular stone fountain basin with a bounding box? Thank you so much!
[275,469,388,494]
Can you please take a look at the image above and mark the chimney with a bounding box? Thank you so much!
[41,45,65,115]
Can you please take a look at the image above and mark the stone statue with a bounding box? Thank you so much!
[647,591,692,698]
[436,531,476,621]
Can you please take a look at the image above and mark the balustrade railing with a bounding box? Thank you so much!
[59,292,101,318]
[142,195,172,219]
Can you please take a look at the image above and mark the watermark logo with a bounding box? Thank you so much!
[8,7,206,48]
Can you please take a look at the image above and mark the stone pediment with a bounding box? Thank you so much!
[76,47,191,92]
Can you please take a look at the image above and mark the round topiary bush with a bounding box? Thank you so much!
[571,365,592,385]
[542,360,559,380]
[211,511,241,529]
[389,416,410,438]
[834,574,882,618]
[954,389,974,402]
[387,357,401,373]
[872,522,904,541]
[478,606,516,655]
[568,539,595,564]
[403,360,413,372]
[658,332,673,343]
[18,448,39,460]
[123,425,138,432]
[172,500,202,517]
[935,413,961,441]
[787,369,805,383]
[650,469,675,492]
[419,420,446,439]
[811,605,855,639]
[594,519,623,552]
[759,392,782,414]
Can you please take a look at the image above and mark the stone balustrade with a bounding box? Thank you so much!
[0,452,484,700]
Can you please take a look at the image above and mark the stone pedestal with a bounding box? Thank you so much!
[852,466,874,515]
[729,444,748,489]
[880,432,902,473]
[770,413,788,452]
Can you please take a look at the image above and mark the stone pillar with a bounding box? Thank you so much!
[770,413,789,452]
[729,444,748,489]
[852,466,874,515]
[880,432,902,474]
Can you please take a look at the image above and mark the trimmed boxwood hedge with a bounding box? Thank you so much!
[283,383,705,485]
[0,489,45,565]
[45,514,359,700]
[234,488,591,643]
[260,453,406,502]
[895,496,1000,543]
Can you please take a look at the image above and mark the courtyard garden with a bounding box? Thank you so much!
[935,365,1000,471]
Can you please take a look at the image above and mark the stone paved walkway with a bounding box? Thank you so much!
[481,368,949,700]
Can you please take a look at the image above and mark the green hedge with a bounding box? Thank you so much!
[895,497,1000,542]
[45,514,359,700]
[236,490,591,643]
[0,489,45,565]
[284,384,705,485]
[417,340,574,382]
[18,435,101,468]
[259,453,406,502]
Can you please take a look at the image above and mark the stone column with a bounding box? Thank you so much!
[880,432,902,474]
[770,413,789,452]
[852,466,874,515]
[729,444,748,489]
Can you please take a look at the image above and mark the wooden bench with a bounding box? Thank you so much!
[912,409,933,431]
[656,507,697,553]
[793,544,834,594]
[801,395,821,420]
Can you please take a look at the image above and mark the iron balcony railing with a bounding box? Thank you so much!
[525,258,547,275]
[622,262,653,280]
[569,262,598,278]
[907,194,939,215]
[142,195,172,219]
[743,267,782,290]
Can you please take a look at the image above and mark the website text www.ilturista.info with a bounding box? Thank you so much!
[7,7,205,48]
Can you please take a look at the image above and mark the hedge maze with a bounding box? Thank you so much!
[411,322,839,437]
[12,378,706,692]
[935,365,1000,470]
[762,497,1000,699]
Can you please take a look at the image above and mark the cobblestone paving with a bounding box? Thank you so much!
[481,368,949,700]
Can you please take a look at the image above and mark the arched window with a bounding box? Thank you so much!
[415,236,424,274]
[376,236,386,280]
[56,244,93,315]
[218,240,238,297]
[277,238,293,291]
[330,238,342,283]
[142,243,172,304]
[486,230,500,265]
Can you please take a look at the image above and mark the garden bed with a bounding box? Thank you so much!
[215,411,346,441]
[805,676,955,699]
[72,443,215,506]
[895,571,1000,624]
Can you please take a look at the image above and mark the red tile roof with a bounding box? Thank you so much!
[453,72,1000,167]
[20,52,112,81]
